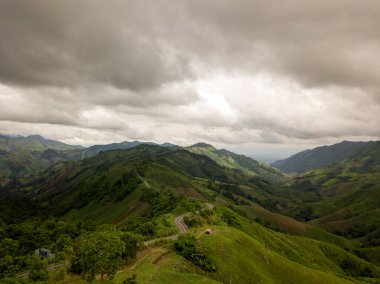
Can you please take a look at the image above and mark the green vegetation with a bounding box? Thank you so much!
[272,140,374,173]
[282,143,380,244]
[0,139,379,283]
[73,230,125,282]
[188,142,284,184]
[174,234,215,271]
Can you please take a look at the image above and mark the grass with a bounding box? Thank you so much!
[198,226,357,284]
[234,203,356,250]
[57,247,220,284]
[214,206,379,279]
[56,224,373,284]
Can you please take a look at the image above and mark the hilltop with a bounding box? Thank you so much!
[188,142,284,184]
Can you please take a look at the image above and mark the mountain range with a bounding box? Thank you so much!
[0,134,379,283]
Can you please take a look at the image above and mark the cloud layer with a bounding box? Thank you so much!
[0,0,379,157]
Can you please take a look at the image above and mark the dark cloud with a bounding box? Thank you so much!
[1,0,379,91]
[0,0,379,151]
[0,0,190,90]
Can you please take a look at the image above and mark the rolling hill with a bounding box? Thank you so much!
[0,134,84,185]
[0,135,177,186]
[75,140,177,159]
[1,141,380,283]
[284,142,380,245]
[17,145,278,226]
[272,140,375,173]
[187,142,284,184]
[0,134,84,152]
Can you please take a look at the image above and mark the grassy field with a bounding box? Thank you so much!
[199,226,357,284]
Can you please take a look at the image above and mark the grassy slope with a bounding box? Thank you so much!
[283,143,380,241]
[187,143,284,184]
[200,226,356,284]
[114,206,379,283]
[60,221,378,284]
[58,222,376,284]
[21,145,277,226]
[58,247,220,284]
[234,203,356,250]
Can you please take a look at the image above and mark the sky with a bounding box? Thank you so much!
[0,0,379,162]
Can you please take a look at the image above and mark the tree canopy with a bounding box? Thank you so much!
[73,230,125,282]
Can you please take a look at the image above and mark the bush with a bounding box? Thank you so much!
[28,255,49,282]
[174,235,215,272]
[184,216,200,228]
[121,233,140,260]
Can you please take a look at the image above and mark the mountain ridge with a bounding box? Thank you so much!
[272,140,376,173]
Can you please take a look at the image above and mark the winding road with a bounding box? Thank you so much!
[175,213,189,233]
[18,203,214,278]
[144,203,214,246]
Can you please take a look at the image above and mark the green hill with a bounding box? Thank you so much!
[1,142,380,283]
[284,142,380,244]
[0,135,84,186]
[0,135,177,186]
[77,140,177,159]
[18,145,270,225]
[12,144,373,247]
[105,207,379,283]
[272,141,375,173]
[111,227,361,284]
[187,142,284,184]
[0,134,83,152]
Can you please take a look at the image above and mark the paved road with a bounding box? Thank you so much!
[144,203,213,246]
[143,213,189,246]
[175,213,189,233]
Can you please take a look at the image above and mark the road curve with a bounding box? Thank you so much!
[144,203,213,246]
[175,213,189,233]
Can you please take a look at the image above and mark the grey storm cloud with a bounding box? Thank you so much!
[2,0,378,91]
[0,0,379,151]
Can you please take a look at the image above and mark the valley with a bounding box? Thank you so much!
[0,136,379,283]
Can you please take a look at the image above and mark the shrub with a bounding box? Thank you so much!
[174,235,215,272]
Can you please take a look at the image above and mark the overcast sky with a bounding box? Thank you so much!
[0,0,379,161]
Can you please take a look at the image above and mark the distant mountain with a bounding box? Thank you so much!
[187,142,284,184]
[272,141,375,173]
[0,134,85,185]
[286,141,380,242]
[77,140,177,159]
[0,134,84,152]
[0,135,178,185]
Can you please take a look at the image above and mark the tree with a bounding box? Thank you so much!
[28,254,49,282]
[74,230,125,282]
[137,222,155,237]
[0,256,20,279]
[120,232,140,260]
